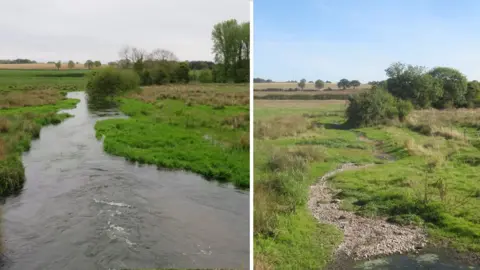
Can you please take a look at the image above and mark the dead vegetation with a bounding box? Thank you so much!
[405,108,480,140]
[128,84,249,106]
[0,89,65,109]
[254,115,312,139]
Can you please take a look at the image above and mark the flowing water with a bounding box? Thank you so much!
[1,92,249,270]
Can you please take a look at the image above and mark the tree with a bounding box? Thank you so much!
[84,60,94,69]
[151,66,170,85]
[86,67,139,103]
[199,69,213,83]
[428,67,468,108]
[211,19,249,83]
[94,61,102,67]
[118,46,147,69]
[148,49,178,62]
[175,62,190,83]
[54,61,61,70]
[466,80,480,108]
[385,62,427,100]
[349,80,361,89]
[337,79,350,89]
[298,78,306,90]
[68,60,75,69]
[314,79,325,89]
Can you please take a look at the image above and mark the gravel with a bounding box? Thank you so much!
[308,163,427,260]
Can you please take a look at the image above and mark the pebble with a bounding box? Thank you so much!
[308,163,427,261]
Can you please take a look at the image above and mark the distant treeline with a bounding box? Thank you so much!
[254,78,273,83]
[0,59,37,64]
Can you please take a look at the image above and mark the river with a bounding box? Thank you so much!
[1,92,249,270]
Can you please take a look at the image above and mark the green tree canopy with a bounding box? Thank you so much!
[349,80,361,89]
[298,78,306,90]
[337,79,350,89]
[314,79,325,89]
[67,60,75,69]
[428,67,468,108]
[84,60,94,69]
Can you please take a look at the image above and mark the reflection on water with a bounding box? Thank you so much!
[1,92,249,270]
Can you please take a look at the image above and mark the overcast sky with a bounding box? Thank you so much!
[0,0,249,63]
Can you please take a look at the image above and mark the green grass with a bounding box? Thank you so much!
[0,69,89,92]
[254,101,480,269]
[0,93,79,196]
[95,94,249,188]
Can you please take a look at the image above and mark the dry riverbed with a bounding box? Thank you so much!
[308,163,428,260]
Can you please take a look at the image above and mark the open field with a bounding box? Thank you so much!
[254,88,367,101]
[0,69,89,92]
[0,63,100,70]
[254,99,480,269]
[254,82,370,91]
[95,83,250,188]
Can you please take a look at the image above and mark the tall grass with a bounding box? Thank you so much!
[0,91,78,196]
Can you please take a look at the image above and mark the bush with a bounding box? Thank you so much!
[346,87,399,127]
[86,67,140,102]
[199,69,213,83]
[175,62,190,83]
[151,66,170,85]
[396,99,414,121]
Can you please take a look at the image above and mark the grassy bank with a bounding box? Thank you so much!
[0,90,79,196]
[94,84,250,188]
[254,100,480,269]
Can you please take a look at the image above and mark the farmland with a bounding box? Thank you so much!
[0,69,88,92]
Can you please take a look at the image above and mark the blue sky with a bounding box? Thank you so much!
[254,0,480,82]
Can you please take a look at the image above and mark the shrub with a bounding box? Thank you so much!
[346,87,399,127]
[151,66,170,85]
[86,67,140,102]
[199,69,213,83]
[396,99,414,121]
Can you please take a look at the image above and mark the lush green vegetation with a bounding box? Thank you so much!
[0,69,88,92]
[0,91,79,196]
[85,67,140,105]
[94,84,249,188]
[254,98,480,269]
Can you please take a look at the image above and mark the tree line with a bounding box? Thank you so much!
[346,62,480,127]
[0,59,37,64]
[101,18,249,86]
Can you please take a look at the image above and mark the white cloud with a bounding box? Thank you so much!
[0,0,249,62]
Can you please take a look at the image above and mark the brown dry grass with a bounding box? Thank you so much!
[408,108,480,128]
[254,89,366,97]
[255,99,347,109]
[254,82,370,91]
[0,89,64,109]
[129,84,249,106]
[406,108,480,140]
[0,63,98,70]
[254,115,312,139]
